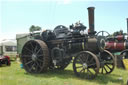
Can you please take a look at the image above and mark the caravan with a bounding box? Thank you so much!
[0,39,17,60]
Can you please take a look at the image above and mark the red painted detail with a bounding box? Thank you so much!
[105,42,115,49]
[115,42,125,50]
[105,42,125,51]
[116,35,124,41]
[4,56,11,65]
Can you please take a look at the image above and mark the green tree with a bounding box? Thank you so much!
[29,25,41,32]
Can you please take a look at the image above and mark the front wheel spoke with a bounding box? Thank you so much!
[87,69,93,75]
[88,63,96,67]
[85,54,89,63]
[80,68,84,73]
[101,67,104,74]
[76,59,82,64]
[78,57,84,64]
[89,57,94,63]
[76,66,83,68]
[92,68,96,72]
[105,64,112,70]
[103,66,108,73]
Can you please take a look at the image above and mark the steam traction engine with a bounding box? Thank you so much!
[105,34,128,54]
[21,7,115,79]
[105,34,128,68]
[104,18,128,69]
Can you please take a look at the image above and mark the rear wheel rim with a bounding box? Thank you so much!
[21,40,49,73]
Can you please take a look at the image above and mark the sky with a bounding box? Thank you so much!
[0,0,128,41]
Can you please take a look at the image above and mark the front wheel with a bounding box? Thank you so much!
[73,51,100,79]
[99,50,115,74]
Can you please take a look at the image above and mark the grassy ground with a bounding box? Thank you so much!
[0,61,128,85]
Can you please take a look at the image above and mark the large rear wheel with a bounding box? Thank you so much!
[21,40,50,73]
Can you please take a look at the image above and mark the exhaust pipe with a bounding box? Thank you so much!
[127,18,128,34]
[87,7,96,36]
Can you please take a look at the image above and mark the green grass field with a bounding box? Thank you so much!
[0,61,128,85]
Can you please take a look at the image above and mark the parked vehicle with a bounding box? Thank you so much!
[104,18,128,70]
[0,39,17,60]
[0,55,11,66]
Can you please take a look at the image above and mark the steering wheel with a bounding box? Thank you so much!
[96,31,110,52]
[96,31,110,37]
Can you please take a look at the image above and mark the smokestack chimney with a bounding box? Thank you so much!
[127,18,128,34]
[87,7,96,36]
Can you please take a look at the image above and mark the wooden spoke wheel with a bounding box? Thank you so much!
[21,40,50,73]
[99,50,115,74]
[120,49,128,59]
[73,51,100,79]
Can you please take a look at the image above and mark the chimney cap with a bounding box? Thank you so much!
[87,7,95,10]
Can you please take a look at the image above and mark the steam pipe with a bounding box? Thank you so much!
[87,7,96,36]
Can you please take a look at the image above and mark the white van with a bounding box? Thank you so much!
[0,39,17,60]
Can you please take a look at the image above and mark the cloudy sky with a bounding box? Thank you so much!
[0,0,128,41]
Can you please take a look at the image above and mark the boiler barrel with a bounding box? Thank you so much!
[68,38,100,53]
[105,41,128,51]
[127,18,128,34]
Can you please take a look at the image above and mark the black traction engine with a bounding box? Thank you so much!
[21,7,115,79]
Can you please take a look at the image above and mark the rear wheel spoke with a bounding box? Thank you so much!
[35,61,41,68]
[36,48,42,55]
[25,47,33,53]
[37,58,44,63]
[34,43,38,53]
[29,63,35,71]
[22,55,31,58]
[25,60,33,65]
